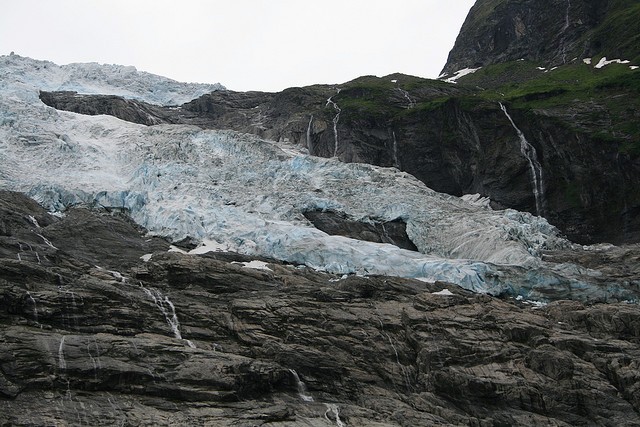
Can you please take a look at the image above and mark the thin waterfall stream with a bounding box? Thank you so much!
[326,90,341,157]
[499,102,545,216]
[306,115,314,155]
[140,285,195,348]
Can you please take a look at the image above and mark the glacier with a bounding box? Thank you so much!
[0,55,636,301]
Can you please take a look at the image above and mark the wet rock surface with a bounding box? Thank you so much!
[2,191,640,426]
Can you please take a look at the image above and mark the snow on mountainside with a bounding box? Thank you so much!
[0,54,224,106]
[0,56,636,301]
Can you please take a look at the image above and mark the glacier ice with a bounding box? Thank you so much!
[0,55,636,302]
[0,54,224,106]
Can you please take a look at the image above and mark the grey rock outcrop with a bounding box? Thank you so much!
[38,91,177,126]
[2,190,640,425]
[303,210,418,252]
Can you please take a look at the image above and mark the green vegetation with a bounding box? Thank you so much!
[313,53,640,149]
[329,74,457,123]
[590,0,640,64]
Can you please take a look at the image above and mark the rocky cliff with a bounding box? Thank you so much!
[2,190,640,426]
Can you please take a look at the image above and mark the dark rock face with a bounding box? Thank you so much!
[2,190,640,425]
[303,210,418,251]
[38,91,179,126]
[440,0,638,75]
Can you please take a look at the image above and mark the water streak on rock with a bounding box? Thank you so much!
[26,291,38,322]
[326,91,341,157]
[560,0,572,63]
[392,131,400,169]
[306,115,314,155]
[58,335,67,370]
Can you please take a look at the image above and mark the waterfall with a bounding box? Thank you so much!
[396,87,415,109]
[324,404,345,427]
[499,103,545,216]
[141,285,196,348]
[288,369,314,402]
[326,92,341,157]
[306,115,314,155]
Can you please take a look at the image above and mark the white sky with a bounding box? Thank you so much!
[0,0,475,92]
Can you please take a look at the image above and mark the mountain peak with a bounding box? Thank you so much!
[441,0,640,75]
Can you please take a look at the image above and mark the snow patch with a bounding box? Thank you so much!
[583,58,592,65]
[188,239,231,255]
[432,289,454,296]
[595,57,630,69]
[442,67,481,83]
[232,260,273,272]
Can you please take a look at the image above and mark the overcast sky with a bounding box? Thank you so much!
[0,0,475,92]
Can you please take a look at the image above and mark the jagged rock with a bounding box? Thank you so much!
[1,191,640,426]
